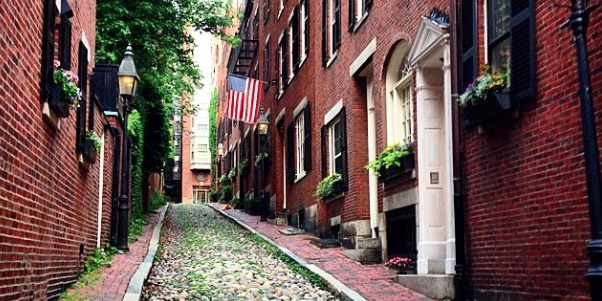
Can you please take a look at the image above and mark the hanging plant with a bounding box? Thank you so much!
[239,159,250,175]
[219,174,228,184]
[228,168,237,180]
[254,152,269,168]
[53,60,81,109]
[86,131,102,152]
[315,173,343,201]
[365,141,414,177]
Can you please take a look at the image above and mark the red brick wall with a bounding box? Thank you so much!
[461,0,602,298]
[0,0,122,299]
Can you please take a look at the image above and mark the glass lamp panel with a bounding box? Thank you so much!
[119,75,135,96]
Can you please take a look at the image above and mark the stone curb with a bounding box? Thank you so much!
[208,204,367,301]
[123,204,169,301]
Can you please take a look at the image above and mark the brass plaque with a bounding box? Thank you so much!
[430,172,439,184]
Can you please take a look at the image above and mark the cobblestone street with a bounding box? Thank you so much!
[142,204,337,300]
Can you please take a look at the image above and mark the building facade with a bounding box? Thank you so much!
[215,0,602,299]
[0,0,132,298]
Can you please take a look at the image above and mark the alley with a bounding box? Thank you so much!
[142,205,337,300]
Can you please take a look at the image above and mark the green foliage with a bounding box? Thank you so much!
[219,174,228,184]
[254,152,269,168]
[129,216,148,243]
[53,67,81,108]
[231,196,241,208]
[365,142,414,176]
[228,168,237,180]
[246,234,326,289]
[150,190,170,211]
[315,173,343,200]
[459,64,508,107]
[219,185,232,203]
[239,159,249,175]
[86,131,102,152]
[59,246,118,300]
[209,89,218,189]
[209,189,220,202]
[244,195,260,214]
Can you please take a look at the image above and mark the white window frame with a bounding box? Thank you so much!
[295,112,306,180]
[328,117,342,175]
[329,0,335,56]
[278,33,284,96]
[387,71,413,145]
[300,1,308,62]
[279,0,284,18]
[287,12,295,81]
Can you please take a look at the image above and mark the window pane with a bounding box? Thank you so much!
[488,0,510,41]
[334,122,342,154]
[335,156,344,174]
[491,38,511,80]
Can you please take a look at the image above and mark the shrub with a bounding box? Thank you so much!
[219,185,232,203]
[244,195,260,215]
[231,196,241,208]
[150,190,170,211]
[315,173,342,200]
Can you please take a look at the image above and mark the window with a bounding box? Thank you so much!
[197,124,208,133]
[321,106,348,189]
[291,7,300,71]
[76,42,89,152]
[488,0,510,76]
[253,8,259,40]
[386,43,413,145]
[42,0,73,101]
[264,38,271,88]
[279,0,284,18]
[328,118,343,175]
[278,32,289,93]
[193,186,210,204]
[348,0,372,31]
[295,112,305,178]
[263,0,271,23]
[301,0,309,60]
[322,0,340,66]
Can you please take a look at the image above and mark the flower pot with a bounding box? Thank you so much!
[48,83,71,118]
[379,154,415,182]
[463,91,515,126]
[84,138,98,164]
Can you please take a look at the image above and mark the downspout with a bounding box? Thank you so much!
[450,0,467,299]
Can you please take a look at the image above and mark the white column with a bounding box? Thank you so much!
[97,132,106,248]
[366,74,378,238]
[283,139,287,210]
[442,40,456,275]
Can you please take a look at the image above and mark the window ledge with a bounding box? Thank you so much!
[326,52,338,68]
[277,90,284,100]
[287,74,295,85]
[42,102,61,130]
[294,172,307,183]
[278,8,283,20]
[353,13,369,32]
[299,56,307,69]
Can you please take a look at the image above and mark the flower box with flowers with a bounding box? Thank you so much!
[49,60,81,118]
[366,142,415,183]
[459,65,515,126]
[385,257,415,274]
[84,131,102,164]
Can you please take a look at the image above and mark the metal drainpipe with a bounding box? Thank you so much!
[450,0,467,299]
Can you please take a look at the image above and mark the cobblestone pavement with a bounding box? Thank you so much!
[211,204,431,301]
[75,210,162,300]
[142,204,338,300]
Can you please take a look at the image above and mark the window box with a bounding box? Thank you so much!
[462,91,514,126]
[48,83,71,118]
[379,153,415,182]
[84,138,98,164]
[322,181,345,203]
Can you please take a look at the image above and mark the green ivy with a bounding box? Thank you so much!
[315,173,342,200]
[209,88,218,189]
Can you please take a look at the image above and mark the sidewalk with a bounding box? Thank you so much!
[81,209,164,300]
[210,203,431,301]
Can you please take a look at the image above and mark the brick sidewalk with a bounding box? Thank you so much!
[77,210,162,300]
[210,203,431,301]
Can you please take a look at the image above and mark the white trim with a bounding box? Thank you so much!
[326,51,338,68]
[81,32,91,62]
[293,97,308,118]
[96,132,106,248]
[324,99,343,125]
[349,38,377,77]
[265,34,271,44]
[55,0,61,13]
[275,108,286,125]
[483,0,488,63]
[407,18,448,67]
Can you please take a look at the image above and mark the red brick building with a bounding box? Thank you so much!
[215,0,602,299]
[0,0,130,298]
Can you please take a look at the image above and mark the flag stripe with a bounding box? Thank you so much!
[226,75,263,124]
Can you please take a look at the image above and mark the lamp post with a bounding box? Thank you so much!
[116,45,140,252]
[562,1,601,299]
[257,108,269,222]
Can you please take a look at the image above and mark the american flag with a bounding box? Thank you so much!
[227,75,263,123]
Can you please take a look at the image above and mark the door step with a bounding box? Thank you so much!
[310,238,341,248]
[278,227,306,235]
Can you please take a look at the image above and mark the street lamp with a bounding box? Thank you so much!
[562,1,601,299]
[116,45,140,252]
[257,108,269,222]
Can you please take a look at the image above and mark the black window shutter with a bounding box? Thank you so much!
[77,42,88,153]
[321,126,327,179]
[334,0,341,49]
[510,0,536,101]
[321,0,327,67]
[59,16,72,70]
[275,45,280,96]
[303,103,312,171]
[366,0,373,10]
[267,114,273,166]
[460,0,478,92]
[287,122,295,183]
[304,0,310,53]
[264,40,270,85]
[348,0,355,32]
[282,32,289,85]
[292,7,300,70]
[41,0,56,100]
[339,107,348,190]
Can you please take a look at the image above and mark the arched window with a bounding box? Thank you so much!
[386,42,413,145]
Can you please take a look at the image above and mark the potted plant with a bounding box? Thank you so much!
[239,159,250,176]
[84,131,102,164]
[219,174,228,185]
[315,173,343,202]
[228,168,237,182]
[49,60,81,118]
[254,152,269,168]
[384,257,415,274]
[365,141,415,182]
[459,64,512,126]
